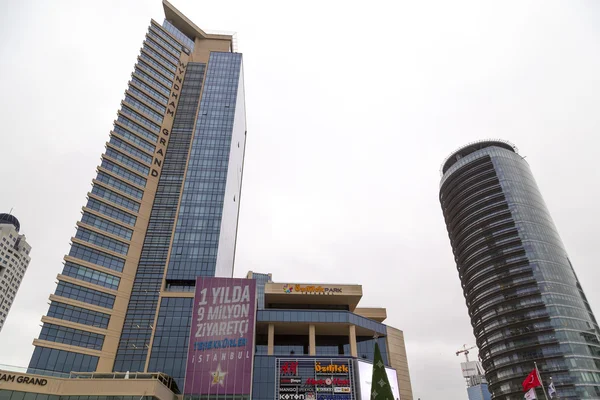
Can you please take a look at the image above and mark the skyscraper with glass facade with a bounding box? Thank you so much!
[439,140,600,400]
[8,5,416,400]
[28,0,246,387]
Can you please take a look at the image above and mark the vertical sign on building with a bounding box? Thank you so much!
[184,277,257,396]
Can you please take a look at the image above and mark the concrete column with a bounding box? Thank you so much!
[309,324,316,355]
[268,324,275,355]
[349,325,358,357]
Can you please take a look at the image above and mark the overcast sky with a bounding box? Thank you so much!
[1,1,600,399]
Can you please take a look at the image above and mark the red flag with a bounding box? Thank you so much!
[523,369,542,392]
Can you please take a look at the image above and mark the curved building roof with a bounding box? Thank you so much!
[441,139,517,175]
[0,213,20,232]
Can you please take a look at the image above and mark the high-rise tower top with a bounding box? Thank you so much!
[440,139,517,175]
[0,213,20,232]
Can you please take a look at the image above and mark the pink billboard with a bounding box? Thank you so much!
[184,277,257,395]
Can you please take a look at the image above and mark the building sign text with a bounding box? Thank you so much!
[184,277,257,396]
[283,285,343,295]
[0,374,47,386]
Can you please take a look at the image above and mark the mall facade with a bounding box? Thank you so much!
[0,273,413,400]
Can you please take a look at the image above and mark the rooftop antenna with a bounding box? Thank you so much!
[9,207,13,214]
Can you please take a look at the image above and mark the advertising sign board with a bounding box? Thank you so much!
[184,277,257,395]
[276,358,356,400]
[355,360,400,400]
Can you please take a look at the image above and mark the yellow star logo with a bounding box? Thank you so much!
[210,364,227,386]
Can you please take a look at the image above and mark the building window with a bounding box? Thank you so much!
[62,262,120,290]
[75,227,129,255]
[55,281,115,309]
[81,213,133,240]
[28,346,99,374]
[353,337,389,365]
[273,335,308,356]
[47,302,110,329]
[316,335,350,356]
[39,323,105,350]
[68,243,125,272]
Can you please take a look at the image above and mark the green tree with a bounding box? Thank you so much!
[370,341,395,400]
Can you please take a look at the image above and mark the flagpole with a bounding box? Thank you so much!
[534,362,550,400]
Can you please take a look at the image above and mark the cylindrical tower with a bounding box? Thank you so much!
[439,140,600,400]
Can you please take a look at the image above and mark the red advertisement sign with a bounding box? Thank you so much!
[184,277,257,395]
[306,378,351,386]
[281,362,299,375]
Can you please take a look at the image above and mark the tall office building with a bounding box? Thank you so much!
[439,140,600,400]
[0,213,32,332]
[28,0,246,386]
[8,5,415,400]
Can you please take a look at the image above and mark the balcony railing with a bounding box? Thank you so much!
[0,365,179,394]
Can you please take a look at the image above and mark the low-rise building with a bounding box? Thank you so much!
[249,272,413,400]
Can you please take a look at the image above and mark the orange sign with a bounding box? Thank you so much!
[315,362,349,373]
[282,285,343,294]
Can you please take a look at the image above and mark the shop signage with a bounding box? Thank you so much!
[280,378,302,385]
[277,358,355,400]
[281,361,299,375]
[315,362,349,373]
[306,378,350,386]
[282,285,343,295]
[184,277,257,396]
[279,394,305,400]
[320,395,351,400]
[334,387,351,393]
[0,374,47,386]
[280,387,300,393]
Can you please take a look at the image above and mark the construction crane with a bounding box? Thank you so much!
[456,344,477,362]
